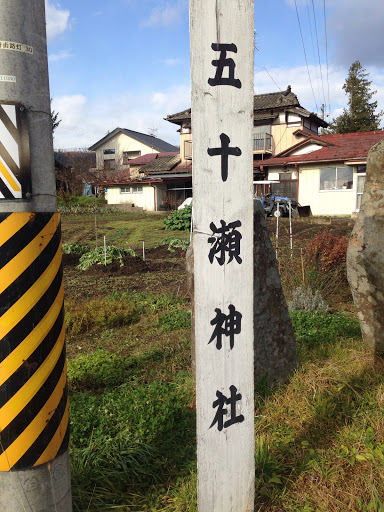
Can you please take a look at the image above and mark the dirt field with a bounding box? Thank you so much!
[63,216,354,303]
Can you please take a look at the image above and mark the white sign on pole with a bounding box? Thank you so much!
[190,1,255,511]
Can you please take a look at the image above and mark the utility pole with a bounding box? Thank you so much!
[321,103,325,120]
[0,2,72,511]
[190,0,255,510]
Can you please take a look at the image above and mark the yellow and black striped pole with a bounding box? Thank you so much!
[0,2,72,511]
[0,213,69,471]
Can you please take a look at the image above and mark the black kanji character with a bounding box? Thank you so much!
[209,305,242,350]
[208,43,242,89]
[210,385,244,431]
[207,133,241,182]
[208,219,242,265]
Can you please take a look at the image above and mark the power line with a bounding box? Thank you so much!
[293,0,319,112]
[254,65,282,91]
[311,0,327,110]
[306,2,322,107]
[323,0,331,115]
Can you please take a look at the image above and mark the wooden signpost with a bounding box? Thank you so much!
[190,1,255,510]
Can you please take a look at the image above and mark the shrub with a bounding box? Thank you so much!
[77,246,136,270]
[62,242,90,255]
[164,206,192,231]
[290,311,361,346]
[304,229,348,273]
[65,296,139,336]
[158,309,191,331]
[158,236,190,252]
[288,286,328,312]
[67,349,129,391]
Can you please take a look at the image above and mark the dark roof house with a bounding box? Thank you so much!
[88,128,179,153]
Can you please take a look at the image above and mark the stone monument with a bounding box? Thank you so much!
[347,139,384,356]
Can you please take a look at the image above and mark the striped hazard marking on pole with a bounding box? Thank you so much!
[0,104,30,199]
[0,212,69,470]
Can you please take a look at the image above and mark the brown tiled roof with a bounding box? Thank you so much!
[165,88,299,123]
[165,87,327,127]
[253,86,299,109]
[123,151,179,165]
[140,154,181,175]
[165,109,191,124]
[256,131,384,168]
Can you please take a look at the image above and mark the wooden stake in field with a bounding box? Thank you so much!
[190,1,255,510]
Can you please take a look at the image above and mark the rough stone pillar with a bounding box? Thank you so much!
[347,140,384,356]
[253,200,298,384]
[187,202,298,385]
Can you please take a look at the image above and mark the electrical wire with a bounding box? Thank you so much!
[293,0,319,112]
[306,2,322,107]
[311,0,327,112]
[254,65,282,91]
[323,0,331,115]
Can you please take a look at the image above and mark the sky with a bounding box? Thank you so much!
[46,0,384,150]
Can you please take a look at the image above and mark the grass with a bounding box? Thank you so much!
[61,210,384,511]
[61,211,190,252]
[66,293,384,511]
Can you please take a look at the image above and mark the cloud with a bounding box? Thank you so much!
[254,64,384,126]
[142,0,187,28]
[52,63,384,150]
[328,0,384,67]
[51,95,88,148]
[162,58,183,67]
[49,50,73,62]
[45,1,71,41]
[52,86,190,149]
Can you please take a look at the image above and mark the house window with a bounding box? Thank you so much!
[103,149,115,154]
[356,174,366,211]
[104,159,115,170]
[132,185,143,193]
[271,173,298,199]
[121,187,130,193]
[253,126,272,151]
[123,151,141,161]
[320,167,353,191]
[184,140,192,160]
[357,165,366,173]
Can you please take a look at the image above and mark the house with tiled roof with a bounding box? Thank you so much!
[88,128,179,172]
[254,130,384,215]
[165,86,328,165]
[102,152,193,211]
[123,151,179,179]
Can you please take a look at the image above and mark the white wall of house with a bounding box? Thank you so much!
[96,133,160,169]
[105,182,168,211]
[291,144,323,156]
[269,163,360,215]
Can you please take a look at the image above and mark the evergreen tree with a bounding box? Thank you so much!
[328,61,382,134]
[50,98,61,134]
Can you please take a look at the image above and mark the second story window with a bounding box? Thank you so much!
[253,126,272,152]
[104,159,115,170]
[184,140,192,160]
[103,149,115,154]
[123,151,141,160]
